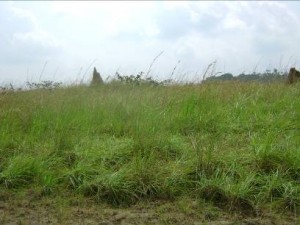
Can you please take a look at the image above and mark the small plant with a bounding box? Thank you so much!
[0,155,41,188]
[0,83,15,94]
[113,71,171,86]
[26,80,62,90]
[40,173,58,195]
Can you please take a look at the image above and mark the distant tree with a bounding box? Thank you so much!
[219,73,234,80]
[204,73,233,82]
[204,68,285,83]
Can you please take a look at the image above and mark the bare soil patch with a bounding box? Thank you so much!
[0,190,297,225]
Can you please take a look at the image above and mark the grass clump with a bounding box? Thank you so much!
[0,155,43,188]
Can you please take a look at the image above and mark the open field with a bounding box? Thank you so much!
[0,81,299,224]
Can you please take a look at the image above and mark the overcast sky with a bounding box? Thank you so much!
[1,1,300,86]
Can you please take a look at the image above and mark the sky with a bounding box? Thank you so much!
[1,1,300,86]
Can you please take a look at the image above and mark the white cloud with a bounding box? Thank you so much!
[0,2,63,64]
[13,31,61,49]
[1,1,300,85]
[222,14,247,30]
[0,2,65,85]
[10,5,38,30]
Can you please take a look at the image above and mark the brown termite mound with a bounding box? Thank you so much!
[287,67,300,84]
[90,67,104,86]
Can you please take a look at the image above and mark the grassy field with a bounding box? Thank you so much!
[0,81,299,224]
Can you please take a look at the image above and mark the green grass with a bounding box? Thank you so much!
[0,81,299,216]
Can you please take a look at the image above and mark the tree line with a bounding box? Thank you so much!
[204,69,287,83]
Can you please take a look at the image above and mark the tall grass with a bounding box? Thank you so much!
[0,81,299,215]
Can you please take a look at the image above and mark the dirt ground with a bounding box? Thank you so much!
[0,190,298,225]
